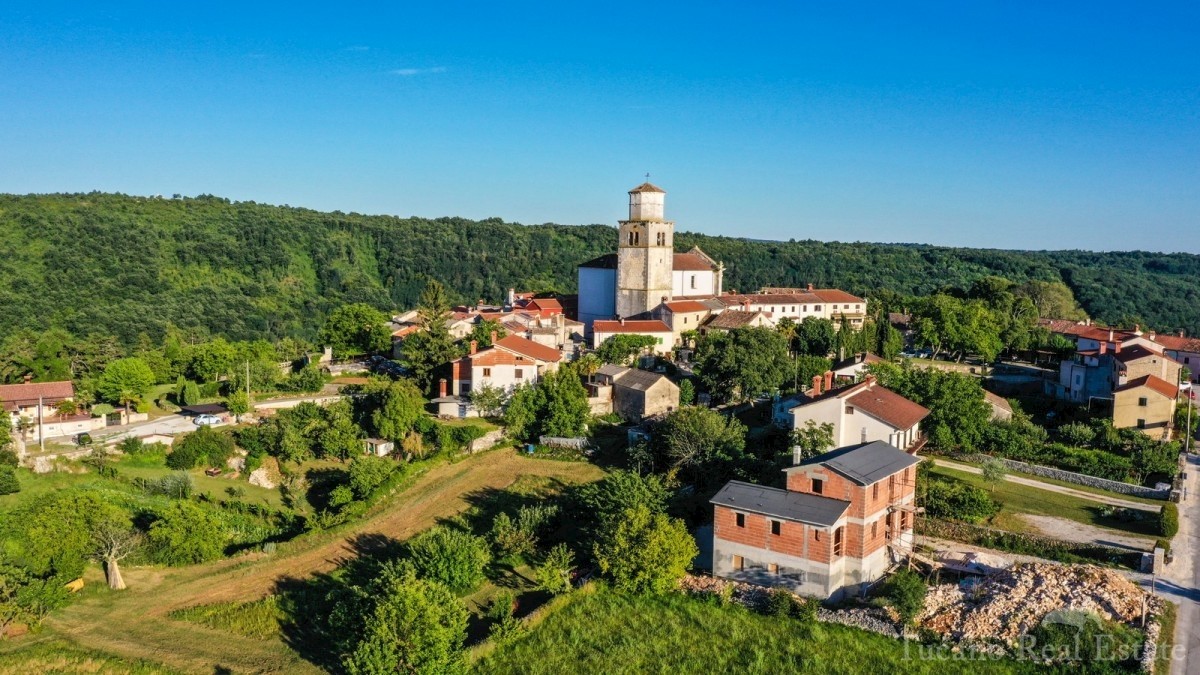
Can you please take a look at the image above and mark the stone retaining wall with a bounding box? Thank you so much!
[965,454,1170,500]
[468,429,506,454]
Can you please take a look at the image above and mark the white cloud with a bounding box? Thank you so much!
[390,67,447,76]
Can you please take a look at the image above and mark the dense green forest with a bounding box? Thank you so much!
[1,192,1197,344]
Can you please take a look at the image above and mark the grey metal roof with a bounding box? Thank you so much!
[597,364,629,378]
[793,441,920,486]
[710,480,850,528]
[614,369,672,392]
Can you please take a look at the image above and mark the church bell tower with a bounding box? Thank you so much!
[616,182,673,318]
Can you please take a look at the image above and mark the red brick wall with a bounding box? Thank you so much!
[713,506,823,562]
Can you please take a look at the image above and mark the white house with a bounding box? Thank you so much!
[775,374,929,453]
[591,319,675,356]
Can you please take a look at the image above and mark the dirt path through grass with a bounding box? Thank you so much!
[29,449,603,675]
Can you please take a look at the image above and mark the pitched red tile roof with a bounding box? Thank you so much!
[494,334,562,362]
[662,300,711,313]
[811,289,866,304]
[845,384,930,430]
[983,390,1014,414]
[593,319,672,334]
[526,298,563,311]
[1113,344,1173,364]
[672,253,718,271]
[470,349,536,367]
[703,310,769,330]
[0,380,75,411]
[1114,375,1179,400]
[1151,334,1200,353]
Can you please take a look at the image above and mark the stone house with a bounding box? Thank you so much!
[593,364,679,422]
[1112,375,1178,437]
[711,441,920,600]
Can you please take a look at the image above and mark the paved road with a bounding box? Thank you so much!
[1162,452,1199,675]
[930,458,1160,512]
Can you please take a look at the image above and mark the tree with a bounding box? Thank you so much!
[401,280,461,393]
[343,569,469,675]
[349,455,396,499]
[187,338,237,382]
[406,527,491,594]
[167,426,235,469]
[791,420,834,462]
[467,319,506,349]
[13,491,114,578]
[503,383,540,441]
[596,334,659,365]
[794,317,836,356]
[97,357,155,410]
[574,353,602,382]
[535,543,575,595]
[695,327,792,403]
[653,406,746,485]
[538,368,590,438]
[90,519,142,590]
[147,501,227,565]
[594,505,698,594]
[0,466,19,495]
[181,380,202,406]
[225,390,250,421]
[980,457,1007,492]
[0,422,11,453]
[794,355,833,390]
[1017,280,1086,320]
[678,378,695,406]
[469,383,506,419]
[574,470,670,534]
[319,400,364,461]
[319,303,391,359]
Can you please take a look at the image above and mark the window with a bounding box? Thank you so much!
[844,304,850,309]
[515,368,524,379]
[872,521,878,538]
[802,305,807,312]
[833,527,845,556]
[690,275,696,289]
[846,406,855,415]
[735,512,745,528]
[814,305,822,311]
[771,520,781,536]
[656,232,665,245]
[811,478,824,495]
[1137,419,1146,429]
[885,514,893,540]
[768,563,779,575]
[873,483,879,500]
[732,555,744,571]
[1138,397,1148,407]
[482,367,491,377]
[627,231,634,245]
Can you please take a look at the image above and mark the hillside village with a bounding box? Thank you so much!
[0,183,1197,674]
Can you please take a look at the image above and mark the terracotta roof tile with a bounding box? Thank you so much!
[470,349,536,367]
[629,182,666,193]
[593,319,672,334]
[1151,334,1200,353]
[494,334,562,362]
[0,381,75,411]
[662,300,711,313]
[1114,375,1179,400]
[703,310,768,330]
[844,384,930,430]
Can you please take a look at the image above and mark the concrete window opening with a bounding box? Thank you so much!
[771,520,781,536]
[812,478,824,495]
[515,368,523,379]
[690,275,696,289]
[833,527,845,556]
[732,555,744,571]
[846,406,855,415]
[872,483,879,500]
[1137,419,1146,429]
[482,368,491,377]
[768,563,779,575]
[735,512,746,528]
[872,521,878,538]
[1138,397,1148,407]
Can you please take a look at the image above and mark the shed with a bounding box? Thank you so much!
[364,438,395,457]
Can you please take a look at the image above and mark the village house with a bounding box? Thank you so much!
[773,373,929,452]
[699,309,774,335]
[983,390,1014,422]
[831,352,884,383]
[651,299,719,346]
[591,364,680,422]
[591,319,675,356]
[711,440,920,600]
[448,333,563,398]
[1150,332,1200,384]
[1112,375,1178,437]
[0,379,105,442]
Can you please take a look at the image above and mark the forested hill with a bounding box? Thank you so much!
[1,192,1198,344]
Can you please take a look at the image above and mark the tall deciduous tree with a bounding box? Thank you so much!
[695,327,792,403]
[402,280,461,393]
[90,519,142,590]
[653,406,746,486]
[373,379,426,441]
[320,303,392,359]
[97,357,155,410]
[594,505,698,595]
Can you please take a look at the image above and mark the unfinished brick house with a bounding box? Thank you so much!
[710,440,920,600]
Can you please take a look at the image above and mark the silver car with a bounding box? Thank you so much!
[194,414,222,426]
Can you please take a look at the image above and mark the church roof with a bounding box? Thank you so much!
[629,182,666,194]
[578,251,719,272]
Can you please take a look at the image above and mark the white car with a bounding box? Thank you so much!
[194,414,222,426]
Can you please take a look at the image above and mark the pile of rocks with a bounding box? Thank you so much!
[920,562,1154,643]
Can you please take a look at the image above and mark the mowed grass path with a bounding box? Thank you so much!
[927,464,1161,539]
[475,588,1039,675]
[1,448,603,675]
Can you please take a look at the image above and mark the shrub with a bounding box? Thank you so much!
[168,427,235,470]
[0,449,18,467]
[921,478,999,524]
[881,569,926,626]
[594,505,698,595]
[1158,503,1179,539]
[764,587,795,618]
[135,472,194,499]
[535,543,575,596]
[348,455,396,499]
[147,501,228,565]
[117,437,146,455]
[490,513,536,560]
[1155,538,1171,554]
[0,466,20,495]
[1056,422,1094,447]
[406,527,492,594]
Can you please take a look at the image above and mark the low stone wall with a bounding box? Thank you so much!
[468,429,506,454]
[965,454,1170,500]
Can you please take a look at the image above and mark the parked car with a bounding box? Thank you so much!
[194,414,222,426]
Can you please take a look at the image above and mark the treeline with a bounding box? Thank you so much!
[2,192,1198,347]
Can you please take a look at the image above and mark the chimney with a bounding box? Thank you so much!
[792,446,803,466]
[812,375,822,394]
[491,330,498,344]
[620,317,626,326]
[438,378,447,398]
[807,283,814,291]
[469,340,478,355]
[742,299,750,310]
[507,288,515,306]
[1115,342,1122,354]
[1181,330,1186,338]
[23,373,32,384]
[1108,329,1114,342]
[1134,323,1142,336]
[1099,342,1107,355]
[823,371,833,393]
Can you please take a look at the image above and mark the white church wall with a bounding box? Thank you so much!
[577,267,616,328]
[671,270,717,298]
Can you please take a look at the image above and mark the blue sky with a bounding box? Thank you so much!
[1,2,1197,252]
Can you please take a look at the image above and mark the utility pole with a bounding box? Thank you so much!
[38,395,44,452]
[1187,388,1194,454]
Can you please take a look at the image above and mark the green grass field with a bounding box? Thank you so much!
[928,464,1160,539]
[473,588,1037,675]
[0,466,95,510]
[0,639,180,675]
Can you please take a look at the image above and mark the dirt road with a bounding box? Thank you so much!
[31,449,603,674]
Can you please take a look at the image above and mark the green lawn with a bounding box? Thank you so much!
[474,588,1037,674]
[0,467,96,510]
[0,639,180,675]
[114,460,288,510]
[928,465,1161,538]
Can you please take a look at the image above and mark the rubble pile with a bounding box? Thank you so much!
[920,562,1152,643]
